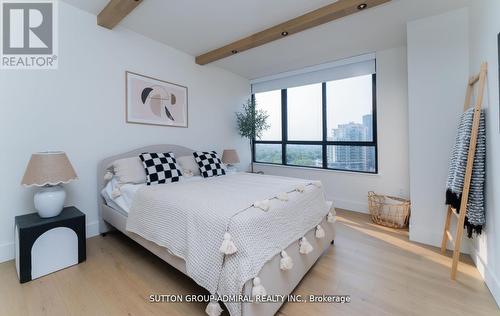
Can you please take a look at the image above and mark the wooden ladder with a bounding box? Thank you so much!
[441,62,488,280]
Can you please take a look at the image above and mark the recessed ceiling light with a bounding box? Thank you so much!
[231,50,238,54]
[357,3,368,10]
[281,31,289,36]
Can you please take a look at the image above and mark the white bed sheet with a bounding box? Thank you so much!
[101,175,205,214]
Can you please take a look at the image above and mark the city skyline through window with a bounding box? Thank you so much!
[253,74,377,173]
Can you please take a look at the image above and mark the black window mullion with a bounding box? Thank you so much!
[327,141,375,146]
[257,140,375,146]
[251,94,256,163]
[322,82,327,169]
[372,73,378,173]
[281,89,287,165]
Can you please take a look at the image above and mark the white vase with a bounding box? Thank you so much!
[34,185,66,218]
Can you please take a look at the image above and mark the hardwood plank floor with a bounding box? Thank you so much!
[0,210,497,316]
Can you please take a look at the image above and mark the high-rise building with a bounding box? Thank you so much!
[333,122,367,141]
[363,114,373,140]
[328,114,375,172]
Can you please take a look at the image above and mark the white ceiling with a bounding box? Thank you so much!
[62,0,470,79]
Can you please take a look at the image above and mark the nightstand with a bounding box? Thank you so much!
[15,206,86,283]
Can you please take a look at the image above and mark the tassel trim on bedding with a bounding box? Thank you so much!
[205,300,223,316]
[253,199,270,211]
[252,181,322,207]
[251,277,267,299]
[212,180,327,309]
[279,251,294,270]
[219,232,238,255]
[327,212,336,224]
[299,237,314,254]
[295,185,306,193]
[315,225,325,239]
[446,189,483,237]
[277,192,289,201]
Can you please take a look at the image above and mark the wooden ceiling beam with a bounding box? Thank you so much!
[195,0,391,65]
[97,0,143,29]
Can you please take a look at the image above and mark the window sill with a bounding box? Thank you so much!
[253,162,381,176]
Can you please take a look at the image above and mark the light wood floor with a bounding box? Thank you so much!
[0,210,498,316]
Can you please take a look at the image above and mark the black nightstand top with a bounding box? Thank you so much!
[15,206,84,230]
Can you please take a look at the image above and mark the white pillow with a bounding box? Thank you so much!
[177,155,201,177]
[112,157,147,185]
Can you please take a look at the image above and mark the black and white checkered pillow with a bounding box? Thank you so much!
[139,152,182,185]
[193,151,226,178]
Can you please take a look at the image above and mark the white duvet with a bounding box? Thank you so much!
[125,173,331,316]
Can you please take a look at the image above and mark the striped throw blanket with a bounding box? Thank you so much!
[446,107,486,237]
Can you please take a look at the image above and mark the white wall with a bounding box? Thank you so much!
[255,46,410,213]
[0,2,250,263]
[467,0,500,307]
[407,8,470,250]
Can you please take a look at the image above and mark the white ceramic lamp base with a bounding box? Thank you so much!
[34,185,66,218]
[226,165,238,174]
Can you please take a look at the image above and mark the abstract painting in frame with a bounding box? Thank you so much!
[126,71,188,128]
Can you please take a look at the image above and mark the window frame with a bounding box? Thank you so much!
[253,74,378,174]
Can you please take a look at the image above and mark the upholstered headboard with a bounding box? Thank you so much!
[97,144,195,232]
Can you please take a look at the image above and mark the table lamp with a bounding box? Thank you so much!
[21,152,78,218]
[222,149,240,172]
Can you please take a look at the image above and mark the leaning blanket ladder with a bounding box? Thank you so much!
[440,62,487,280]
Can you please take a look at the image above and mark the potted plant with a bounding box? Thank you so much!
[236,98,269,173]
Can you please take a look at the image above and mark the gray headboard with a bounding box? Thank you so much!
[97,144,195,233]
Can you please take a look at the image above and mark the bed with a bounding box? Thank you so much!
[97,145,336,316]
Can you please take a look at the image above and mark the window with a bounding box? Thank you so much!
[327,75,373,142]
[254,143,282,164]
[287,83,322,141]
[255,90,282,141]
[253,74,377,173]
[286,144,323,168]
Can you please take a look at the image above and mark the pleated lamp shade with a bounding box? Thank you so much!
[21,152,78,187]
[222,149,240,164]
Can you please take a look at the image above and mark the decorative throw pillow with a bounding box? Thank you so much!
[177,155,201,177]
[111,157,147,185]
[139,152,182,185]
[193,151,226,178]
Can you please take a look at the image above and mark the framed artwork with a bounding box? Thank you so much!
[126,71,188,128]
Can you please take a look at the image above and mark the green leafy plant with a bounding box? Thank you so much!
[236,98,270,172]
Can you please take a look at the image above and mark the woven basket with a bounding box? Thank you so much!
[368,191,411,229]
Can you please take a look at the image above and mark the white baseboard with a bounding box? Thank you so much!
[0,242,14,264]
[0,221,100,264]
[471,247,500,308]
[86,221,100,238]
[332,198,369,214]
